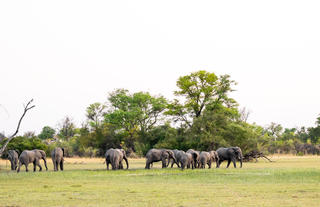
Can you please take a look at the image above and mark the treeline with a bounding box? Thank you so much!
[1,70,320,157]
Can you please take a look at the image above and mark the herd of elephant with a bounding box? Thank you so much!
[6,146,243,172]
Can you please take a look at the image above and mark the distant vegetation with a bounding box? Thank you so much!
[1,70,320,157]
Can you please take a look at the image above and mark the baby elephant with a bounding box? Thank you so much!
[199,151,219,169]
[17,149,48,173]
[51,147,65,171]
[8,150,19,170]
[179,151,195,170]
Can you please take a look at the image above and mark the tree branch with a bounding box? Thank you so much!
[0,99,35,156]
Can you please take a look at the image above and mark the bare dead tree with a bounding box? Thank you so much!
[0,99,35,157]
[243,150,274,162]
[239,107,251,123]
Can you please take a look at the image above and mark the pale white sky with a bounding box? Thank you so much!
[1,0,320,135]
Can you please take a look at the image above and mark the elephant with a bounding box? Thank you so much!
[105,148,129,170]
[145,149,179,169]
[216,147,243,168]
[170,149,184,168]
[179,152,195,170]
[199,151,219,169]
[51,147,64,171]
[186,149,200,168]
[8,150,19,170]
[17,149,48,173]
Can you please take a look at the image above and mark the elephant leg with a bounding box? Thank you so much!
[56,160,61,171]
[162,158,167,168]
[36,159,42,171]
[208,162,211,169]
[216,160,220,168]
[25,164,29,172]
[226,160,231,168]
[10,160,13,170]
[170,159,174,168]
[60,161,64,171]
[181,163,185,170]
[111,162,116,170]
[145,160,150,169]
[53,161,57,171]
[106,161,110,170]
[33,161,37,172]
[232,158,237,168]
[17,162,22,173]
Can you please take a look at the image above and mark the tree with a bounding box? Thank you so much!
[265,123,283,141]
[166,70,237,127]
[0,99,35,157]
[38,126,56,140]
[58,116,76,139]
[23,131,36,138]
[105,89,167,151]
[0,132,5,141]
[86,102,106,130]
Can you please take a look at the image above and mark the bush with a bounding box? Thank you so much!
[1,136,48,158]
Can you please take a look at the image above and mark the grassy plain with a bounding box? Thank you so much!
[0,155,319,207]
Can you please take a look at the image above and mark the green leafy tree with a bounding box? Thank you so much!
[58,116,76,139]
[308,115,320,144]
[105,89,167,151]
[166,70,237,127]
[38,126,56,140]
[86,102,106,130]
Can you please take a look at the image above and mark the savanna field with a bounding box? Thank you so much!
[0,156,320,207]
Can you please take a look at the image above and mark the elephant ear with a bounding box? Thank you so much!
[39,150,46,158]
[161,150,168,157]
[166,150,174,158]
[121,149,126,157]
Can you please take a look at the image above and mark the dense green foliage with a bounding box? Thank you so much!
[0,136,48,158]
[2,70,320,157]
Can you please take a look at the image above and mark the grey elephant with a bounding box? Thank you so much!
[170,149,183,168]
[216,147,243,168]
[8,150,19,170]
[179,151,195,170]
[51,147,64,171]
[105,148,129,170]
[145,149,178,169]
[17,149,48,173]
[186,149,200,168]
[199,151,219,169]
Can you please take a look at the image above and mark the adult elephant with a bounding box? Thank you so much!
[170,149,184,168]
[51,147,64,171]
[186,149,200,168]
[216,147,243,168]
[145,149,179,169]
[105,148,129,170]
[8,150,19,170]
[199,151,219,169]
[17,149,48,173]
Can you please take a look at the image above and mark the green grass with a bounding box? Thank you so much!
[0,156,320,207]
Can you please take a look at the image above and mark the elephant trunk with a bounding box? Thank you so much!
[172,156,179,168]
[239,157,243,168]
[124,156,129,169]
